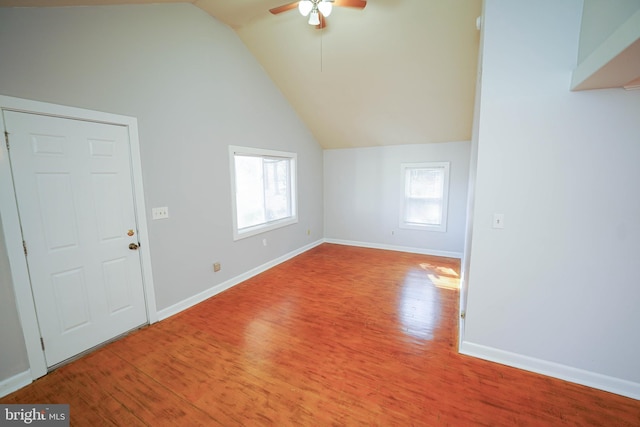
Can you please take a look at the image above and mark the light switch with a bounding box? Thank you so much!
[152,207,169,220]
[493,213,504,229]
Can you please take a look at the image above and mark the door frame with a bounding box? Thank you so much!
[0,95,158,379]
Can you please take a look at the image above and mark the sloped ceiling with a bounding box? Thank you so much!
[0,0,482,149]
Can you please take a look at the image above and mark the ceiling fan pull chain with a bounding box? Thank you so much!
[320,27,323,72]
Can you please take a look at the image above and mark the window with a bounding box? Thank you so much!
[229,146,297,240]
[400,162,450,232]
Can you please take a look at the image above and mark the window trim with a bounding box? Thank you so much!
[399,161,450,233]
[229,145,298,241]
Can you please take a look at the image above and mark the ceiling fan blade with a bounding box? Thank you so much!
[333,0,366,9]
[269,1,299,15]
[316,13,327,29]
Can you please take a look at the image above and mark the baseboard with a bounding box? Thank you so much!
[157,239,324,321]
[459,341,640,400]
[323,238,463,259]
[0,370,32,398]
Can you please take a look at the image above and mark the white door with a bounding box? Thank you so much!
[4,110,148,367]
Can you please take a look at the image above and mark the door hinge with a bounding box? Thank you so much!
[40,337,45,351]
[22,240,28,256]
[4,131,8,151]
[460,311,466,319]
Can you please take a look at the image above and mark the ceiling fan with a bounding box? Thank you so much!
[270,0,367,29]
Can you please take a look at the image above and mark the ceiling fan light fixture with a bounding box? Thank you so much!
[318,0,333,17]
[308,9,321,25]
[298,0,313,17]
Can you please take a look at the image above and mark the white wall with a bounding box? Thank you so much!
[324,142,470,257]
[462,0,640,399]
[0,213,29,386]
[0,3,323,384]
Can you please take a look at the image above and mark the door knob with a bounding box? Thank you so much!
[129,243,139,250]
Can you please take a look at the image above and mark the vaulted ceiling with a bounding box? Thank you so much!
[0,0,482,149]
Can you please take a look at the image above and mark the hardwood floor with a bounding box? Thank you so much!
[2,244,639,426]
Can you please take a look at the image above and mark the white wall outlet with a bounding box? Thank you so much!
[152,207,169,220]
[493,213,505,229]
[263,238,267,246]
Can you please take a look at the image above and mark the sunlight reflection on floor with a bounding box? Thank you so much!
[420,262,460,290]
[398,269,440,340]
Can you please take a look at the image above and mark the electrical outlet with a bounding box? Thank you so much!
[152,207,169,220]
[213,262,221,272]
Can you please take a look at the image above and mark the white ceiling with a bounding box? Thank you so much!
[0,0,482,149]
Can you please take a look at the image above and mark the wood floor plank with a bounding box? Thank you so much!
[2,244,639,425]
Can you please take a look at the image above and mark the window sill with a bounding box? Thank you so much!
[233,216,298,241]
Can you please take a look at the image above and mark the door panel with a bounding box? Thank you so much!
[103,257,132,313]
[51,267,90,332]
[5,110,148,367]
[36,172,79,250]
[92,173,124,241]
